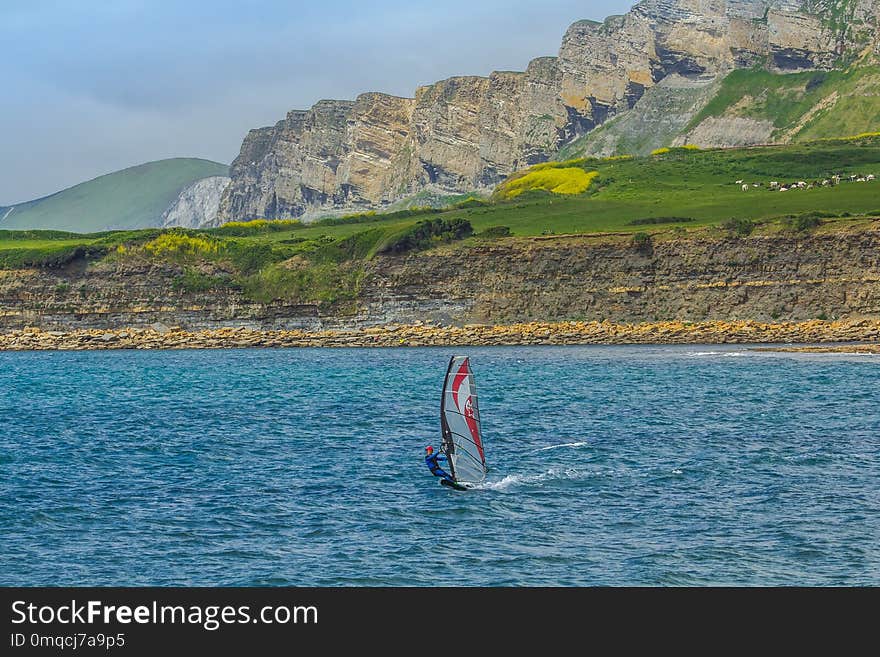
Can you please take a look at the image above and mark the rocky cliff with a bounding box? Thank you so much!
[218,0,878,222]
[161,175,230,228]
[3,227,879,331]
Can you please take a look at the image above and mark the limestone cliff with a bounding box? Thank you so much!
[559,74,721,158]
[161,176,231,228]
[218,0,877,222]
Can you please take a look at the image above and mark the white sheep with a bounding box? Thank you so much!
[770,181,779,190]
[742,184,749,191]
[868,174,875,181]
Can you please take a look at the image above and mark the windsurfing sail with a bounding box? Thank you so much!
[440,356,487,485]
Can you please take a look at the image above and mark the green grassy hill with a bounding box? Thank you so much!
[0,158,229,232]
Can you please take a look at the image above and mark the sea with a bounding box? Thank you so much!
[1,345,878,586]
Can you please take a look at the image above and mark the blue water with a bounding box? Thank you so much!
[1,345,878,586]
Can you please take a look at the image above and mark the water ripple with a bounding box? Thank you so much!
[1,345,878,585]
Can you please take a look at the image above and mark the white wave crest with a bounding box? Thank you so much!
[475,467,586,491]
[536,441,589,452]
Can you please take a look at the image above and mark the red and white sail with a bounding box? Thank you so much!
[440,356,487,484]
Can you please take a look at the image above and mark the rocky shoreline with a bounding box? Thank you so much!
[2,319,880,351]
[752,344,880,354]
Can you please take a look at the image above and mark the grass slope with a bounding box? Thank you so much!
[0,158,228,232]
[686,64,880,142]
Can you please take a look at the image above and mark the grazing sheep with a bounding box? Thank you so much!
[868,174,876,181]
[752,183,759,188]
[822,180,830,186]
[780,187,789,192]
[736,179,744,184]
[742,184,749,191]
[770,181,779,190]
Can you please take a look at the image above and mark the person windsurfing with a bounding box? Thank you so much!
[424,445,455,485]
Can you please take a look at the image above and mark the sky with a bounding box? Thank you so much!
[0,0,634,204]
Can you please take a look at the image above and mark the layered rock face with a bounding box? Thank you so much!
[218,0,871,222]
[565,73,721,158]
[357,230,880,325]
[3,230,879,331]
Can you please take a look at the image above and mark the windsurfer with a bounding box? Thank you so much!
[424,445,455,484]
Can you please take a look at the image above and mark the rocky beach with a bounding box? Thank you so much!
[3,318,879,351]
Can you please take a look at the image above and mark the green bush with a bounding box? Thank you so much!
[477,225,512,238]
[632,232,652,250]
[223,241,288,273]
[376,218,473,254]
[722,218,755,236]
[237,262,362,305]
[783,213,823,232]
[172,269,229,293]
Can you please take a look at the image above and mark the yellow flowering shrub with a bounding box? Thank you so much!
[496,168,599,199]
[144,233,220,258]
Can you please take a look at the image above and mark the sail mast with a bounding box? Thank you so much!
[439,355,458,481]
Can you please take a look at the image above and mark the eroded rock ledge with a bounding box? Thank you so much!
[2,319,879,351]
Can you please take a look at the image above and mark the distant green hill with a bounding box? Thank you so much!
[0,158,229,232]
